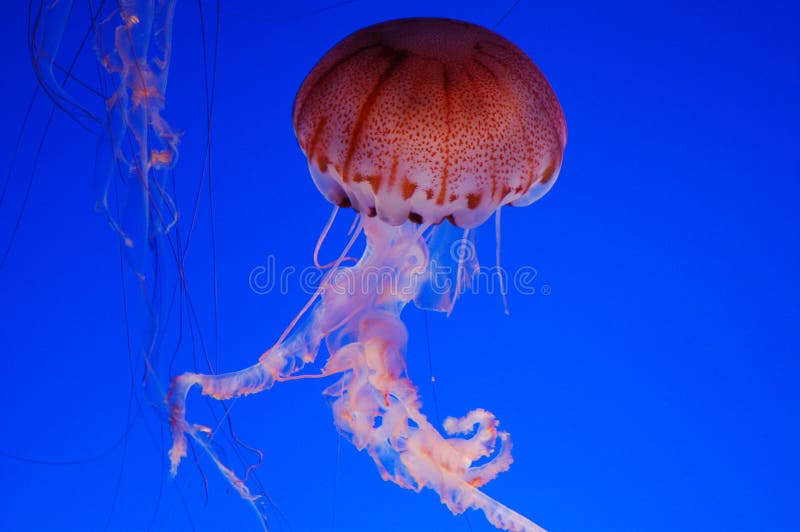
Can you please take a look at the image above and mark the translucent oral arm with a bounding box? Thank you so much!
[166,217,545,531]
[166,306,325,475]
[323,310,546,532]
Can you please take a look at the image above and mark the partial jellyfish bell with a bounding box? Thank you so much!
[167,18,566,532]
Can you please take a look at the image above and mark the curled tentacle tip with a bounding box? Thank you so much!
[167,447,185,477]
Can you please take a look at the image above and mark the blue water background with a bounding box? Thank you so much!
[1,1,798,531]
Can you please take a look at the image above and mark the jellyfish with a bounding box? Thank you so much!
[18,3,252,525]
[27,0,182,384]
[166,18,566,532]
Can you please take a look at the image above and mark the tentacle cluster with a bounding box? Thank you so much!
[167,216,544,531]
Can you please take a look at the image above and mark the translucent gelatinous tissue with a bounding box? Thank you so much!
[168,217,545,532]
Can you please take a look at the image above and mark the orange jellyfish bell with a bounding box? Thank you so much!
[293,17,567,228]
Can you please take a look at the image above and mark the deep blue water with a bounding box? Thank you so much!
[1,1,798,531]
